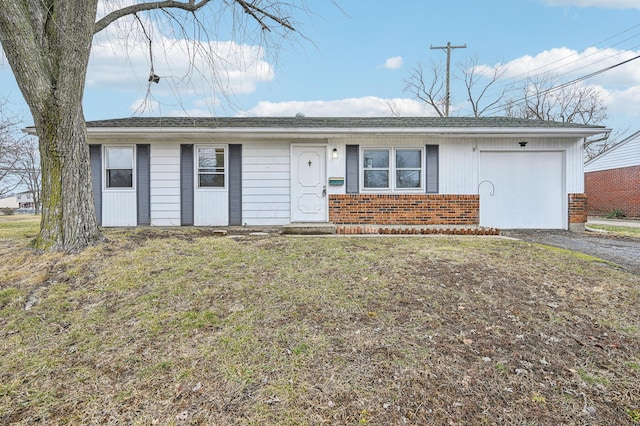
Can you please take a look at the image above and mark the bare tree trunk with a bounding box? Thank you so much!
[35,109,101,251]
[0,0,301,252]
[0,0,102,252]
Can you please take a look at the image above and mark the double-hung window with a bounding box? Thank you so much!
[197,146,225,188]
[395,149,422,189]
[362,148,423,191]
[105,146,134,189]
[363,149,390,189]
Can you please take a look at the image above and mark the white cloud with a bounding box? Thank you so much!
[474,47,640,89]
[469,46,640,131]
[87,16,275,99]
[238,96,434,117]
[379,56,403,70]
[605,86,640,118]
[544,0,640,8]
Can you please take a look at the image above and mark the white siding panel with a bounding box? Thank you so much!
[194,191,229,226]
[150,144,181,226]
[439,139,475,194]
[244,187,290,196]
[242,141,291,225]
[244,163,290,173]
[151,179,181,188]
[102,191,137,226]
[585,133,640,172]
[151,164,180,174]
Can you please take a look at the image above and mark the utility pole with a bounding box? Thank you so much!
[430,41,467,117]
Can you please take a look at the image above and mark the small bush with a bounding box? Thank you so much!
[0,208,15,216]
[605,209,626,219]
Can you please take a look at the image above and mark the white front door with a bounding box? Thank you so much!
[291,145,327,222]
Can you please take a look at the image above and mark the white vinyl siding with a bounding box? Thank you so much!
[585,132,640,172]
[242,142,291,225]
[150,144,181,226]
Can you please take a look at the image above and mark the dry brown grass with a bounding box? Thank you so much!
[1,222,639,425]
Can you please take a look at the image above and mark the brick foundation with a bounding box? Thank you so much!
[585,165,640,217]
[328,194,479,225]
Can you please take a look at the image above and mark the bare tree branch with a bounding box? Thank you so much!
[502,75,607,125]
[404,61,446,117]
[95,1,212,33]
[458,56,506,117]
[95,0,296,34]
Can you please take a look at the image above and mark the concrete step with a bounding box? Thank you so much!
[282,223,337,235]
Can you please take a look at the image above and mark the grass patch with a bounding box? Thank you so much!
[588,224,640,238]
[0,223,639,424]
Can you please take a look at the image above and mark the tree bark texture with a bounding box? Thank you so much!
[0,0,102,251]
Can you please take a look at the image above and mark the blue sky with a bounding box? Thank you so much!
[1,0,640,133]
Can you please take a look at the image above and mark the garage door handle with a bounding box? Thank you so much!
[478,180,495,196]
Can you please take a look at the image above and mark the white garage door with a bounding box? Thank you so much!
[479,151,565,229]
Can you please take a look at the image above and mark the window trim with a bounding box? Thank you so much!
[103,145,136,191]
[194,144,228,190]
[362,148,391,190]
[360,147,424,193]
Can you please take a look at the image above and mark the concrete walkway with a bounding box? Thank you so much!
[587,217,640,228]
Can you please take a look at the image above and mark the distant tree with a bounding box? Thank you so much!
[459,56,507,117]
[404,60,447,117]
[404,56,506,117]
[0,100,22,197]
[14,138,41,214]
[502,75,607,125]
[405,58,617,156]
[0,0,305,252]
[584,128,626,161]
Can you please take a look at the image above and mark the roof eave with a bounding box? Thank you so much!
[84,126,610,139]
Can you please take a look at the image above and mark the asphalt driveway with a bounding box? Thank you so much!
[501,228,640,276]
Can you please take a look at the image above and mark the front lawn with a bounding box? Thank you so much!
[1,223,639,425]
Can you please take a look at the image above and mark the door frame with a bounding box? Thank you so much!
[290,144,328,223]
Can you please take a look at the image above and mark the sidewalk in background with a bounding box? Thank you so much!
[587,217,640,229]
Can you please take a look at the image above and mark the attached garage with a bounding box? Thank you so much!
[479,151,565,229]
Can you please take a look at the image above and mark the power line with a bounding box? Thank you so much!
[482,53,640,116]
[430,42,467,117]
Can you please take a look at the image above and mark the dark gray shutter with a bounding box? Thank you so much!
[89,145,102,226]
[345,145,359,194]
[425,145,439,193]
[228,144,242,226]
[136,144,151,225]
[180,144,194,226]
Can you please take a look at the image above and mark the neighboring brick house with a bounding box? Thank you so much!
[32,116,607,231]
[585,131,640,218]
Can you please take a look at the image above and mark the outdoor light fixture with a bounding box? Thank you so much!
[518,140,528,148]
[332,148,338,159]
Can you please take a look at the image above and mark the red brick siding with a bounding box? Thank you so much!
[585,165,640,217]
[328,194,479,225]
[568,193,588,224]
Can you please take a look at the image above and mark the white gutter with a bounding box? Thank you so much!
[84,126,610,138]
